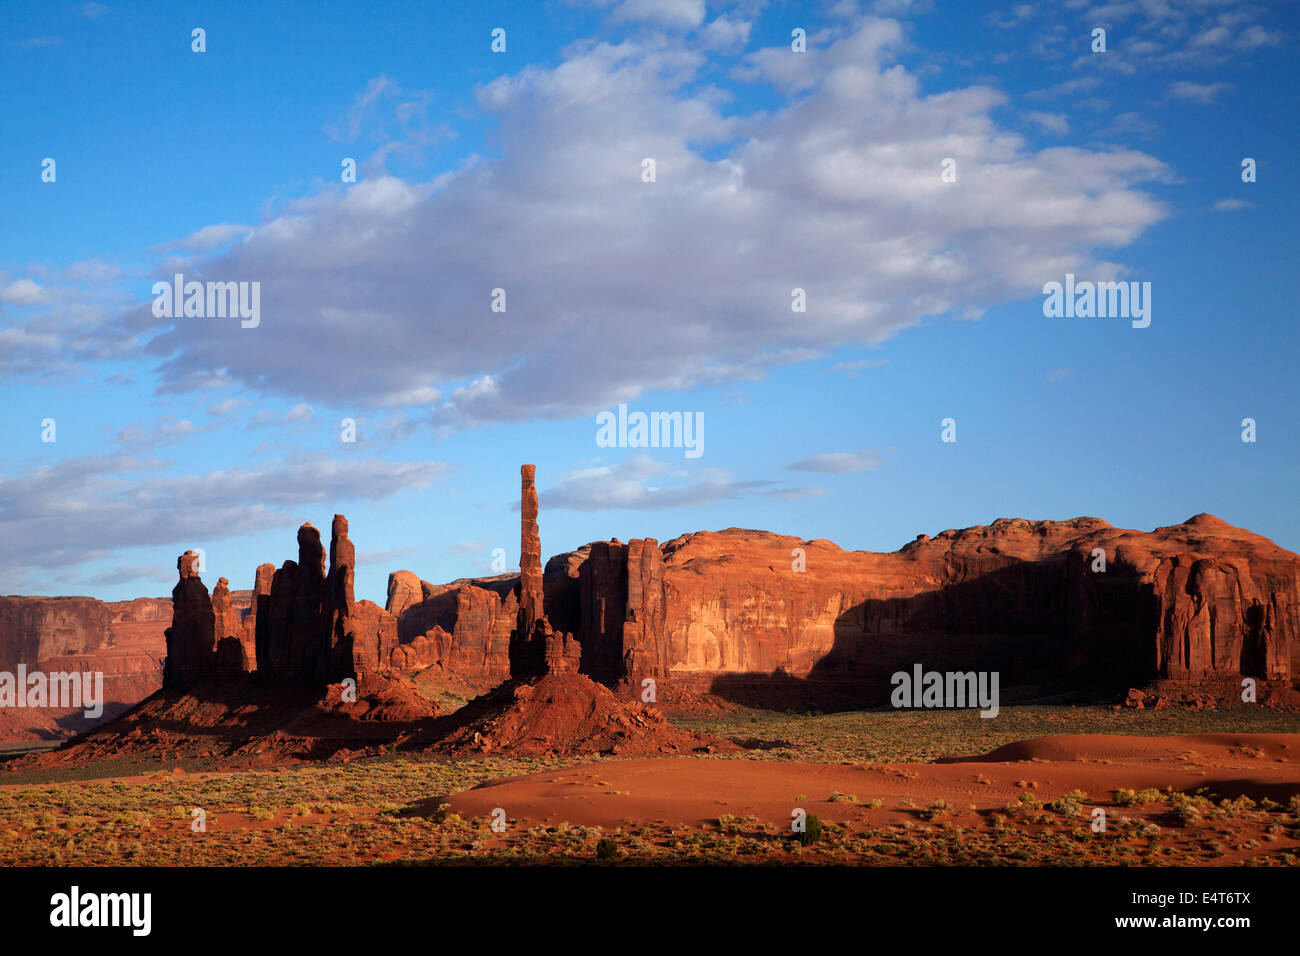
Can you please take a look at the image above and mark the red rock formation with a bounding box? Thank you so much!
[246,516,399,686]
[242,563,274,670]
[212,577,252,671]
[519,465,545,631]
[0,594,188,743]
[332,480,1300,708]
[431,671,725,757]
[573,538,668,688]
[386,570,423,619]
[255,524,330,683]
[543,625,582,675]
[617,515,1298,702]
[511,464,547,676]
[388,584,514,681]
[577,540,628,682]
[329,515,355,606]
[163,551,217,688]
[622,538,669,686]
[343,601,398,677]
[0,596,111,668]
[324,515,355,679]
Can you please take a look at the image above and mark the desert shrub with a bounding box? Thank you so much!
[1049,790,1089,816]
[922,799,953,820]
[1114,788,1162,806]
[595,837,619,860]
[795,814,824,845]
[1217,795,1256,815]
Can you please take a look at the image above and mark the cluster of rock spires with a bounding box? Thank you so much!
[163,516,395,691]
[160,466,1299,710]
[158,465,635,702]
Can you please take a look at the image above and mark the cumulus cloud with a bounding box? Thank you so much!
[0,279,46,305]
[108,19,1166,432]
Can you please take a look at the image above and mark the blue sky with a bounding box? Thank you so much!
[1,0,1296,603]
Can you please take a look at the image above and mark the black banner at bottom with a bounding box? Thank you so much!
[0,865,1285,944]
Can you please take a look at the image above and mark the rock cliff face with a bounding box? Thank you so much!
[387,508,1298,705]
[0,594,195,742]
[634,514,1297,699]
[0,597,111,668]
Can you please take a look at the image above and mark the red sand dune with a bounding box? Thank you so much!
[445,733,1300,830]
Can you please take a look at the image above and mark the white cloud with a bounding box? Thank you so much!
[787,451,882,473]
[162,223,252,253]
[0,453,447,583]
[699,14,751,52]
[116,21,1165,432]
[208,397,251,417]
[283,402,315,423]
[1024,110,1069,135]
[1169,80,1231,103]
[1212,198,1253,212]
[0,279,46,305]
[110,416,201,452]
[541,457,818,511]
[597,0,707,29]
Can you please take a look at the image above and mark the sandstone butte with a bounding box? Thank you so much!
[1,465,1297,748]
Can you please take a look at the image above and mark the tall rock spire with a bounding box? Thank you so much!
[163,551,216,688]
[519,465,545,637]
[510,464,582,677]
[329,514,355,607]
